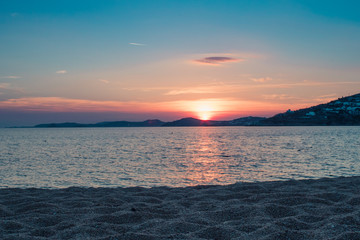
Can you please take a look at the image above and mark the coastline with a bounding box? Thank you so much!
[1,176,360,239]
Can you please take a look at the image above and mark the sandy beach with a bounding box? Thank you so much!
[1,176,360,240]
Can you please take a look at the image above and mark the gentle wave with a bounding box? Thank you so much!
[1,126,359,188]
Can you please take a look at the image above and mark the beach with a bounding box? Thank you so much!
[1,176,360,239]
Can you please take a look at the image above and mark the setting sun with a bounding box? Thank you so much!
[195,102,215,120]
[199,111,212,120]
[174,99,238,121]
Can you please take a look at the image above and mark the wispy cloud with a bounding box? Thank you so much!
[99,79,109,84]
[0,83,10,89]
[0,76,22,79]
[252,77,272,83]
[0,95,323,118]
[129,42,146,46]
[56,70,67,74]
[11,13,19,17]
[232,80,360,90]
[120,85,223,96]
[0,96,283,115]
[0,83,25,101]
[270,80,360,89]
[263,94,297,101]
[194,56,243,66]
[0,97,165,112]
[165,89,216,96]
[162,80,360,98]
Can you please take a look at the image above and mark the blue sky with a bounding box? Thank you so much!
[1,0,360,126]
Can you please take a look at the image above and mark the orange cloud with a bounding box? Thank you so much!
[0,96,314,120]
[164,88,217,95]
[0,96,277,112]
[263,94,297,100]
[251,77,272,83]
[0,97,146,112]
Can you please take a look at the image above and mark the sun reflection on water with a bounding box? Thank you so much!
[177,128,232,185]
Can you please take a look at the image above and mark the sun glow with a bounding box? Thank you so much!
[173,99,234,120]
[195,102,215,120]
[199,111,211,120]
[171,99,265,121]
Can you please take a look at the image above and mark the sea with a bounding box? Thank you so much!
[1,126,359,188]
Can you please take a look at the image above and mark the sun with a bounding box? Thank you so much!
[196,103,214,120]
[199,112,211,120]
[176,99,226,121]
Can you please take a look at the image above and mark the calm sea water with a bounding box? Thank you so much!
[1,126,359,188]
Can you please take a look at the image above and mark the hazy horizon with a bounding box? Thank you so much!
[1,110,274,127]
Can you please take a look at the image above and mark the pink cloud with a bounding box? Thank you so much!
[0,97,130,112]
[0,97,170,112]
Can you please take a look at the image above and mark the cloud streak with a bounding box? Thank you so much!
[0,83,10,89]
[129,42,146,46]
[194,56,244,66]
[252,77,272,83]
[164,89,216,95]
[0,97,285,115]
[0,97,170,112]
[0,83,25,101]
[0,76,22,79]
[263,94,297,101]
[99,79,109,84]
[56,70,67,74]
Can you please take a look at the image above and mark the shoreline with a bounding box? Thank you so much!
[1,176,360,239]
[5,124,360,128]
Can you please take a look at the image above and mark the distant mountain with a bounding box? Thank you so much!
[260,93,360,126]
[34,119,165,128]
[94,119,164,127]
[35,122,89,128]
[163,116,266,126]
[162,117,207,126]
[33,117,266,128]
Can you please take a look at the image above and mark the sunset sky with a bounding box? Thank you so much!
[1,0,360,126]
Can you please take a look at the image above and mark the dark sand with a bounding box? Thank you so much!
[1,176,360,240]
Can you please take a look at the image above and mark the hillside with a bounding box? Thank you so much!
[260,93,360,126]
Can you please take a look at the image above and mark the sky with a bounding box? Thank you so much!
[1,0,360,127]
